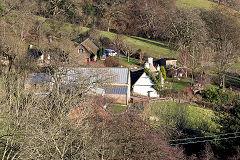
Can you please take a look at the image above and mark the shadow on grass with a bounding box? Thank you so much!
[180,128,206,157]
[225,73,240,88]
[128,36,169,49]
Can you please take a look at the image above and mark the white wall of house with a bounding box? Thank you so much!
[133,72,158,97]
[127,71,131,104]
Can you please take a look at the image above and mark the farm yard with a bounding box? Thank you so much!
[1,0,240,159]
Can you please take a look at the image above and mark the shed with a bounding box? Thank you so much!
[73,38,99,65]
[154,58,177,67]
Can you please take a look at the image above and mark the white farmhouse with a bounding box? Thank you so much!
[131,57,159,98]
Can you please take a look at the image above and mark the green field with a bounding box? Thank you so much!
[93,29,174,58]
[147,102,220,134]
[177,0,216,9]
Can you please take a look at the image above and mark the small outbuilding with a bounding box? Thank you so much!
[154,58,177,67]
[74,38,99,65]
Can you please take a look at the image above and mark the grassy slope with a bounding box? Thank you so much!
[176,0,216,9]
[94,28,174,58]
[177,0,240,72]
[148,102,220,134]
[38,20,174,59]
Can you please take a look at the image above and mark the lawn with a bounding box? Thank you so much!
[107,105,128,114]
[173,78,192,90]
[99,32,174,58]
[118,57,142,67]
[176,0,216,9]
[168,78,192,90]
[147,101,220,134]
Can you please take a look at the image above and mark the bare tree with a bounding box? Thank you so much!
[165,8,210,82]
[200,7,240,88]
[0,64,117,159]
[112,34,134,62]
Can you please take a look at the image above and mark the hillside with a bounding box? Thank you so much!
[1,13,174,60]
[78,27,175,59]
[1,1,239,69]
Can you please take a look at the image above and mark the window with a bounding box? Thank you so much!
[78,49,84,53]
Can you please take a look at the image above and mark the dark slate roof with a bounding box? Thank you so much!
[104,86,128,95]
[159,58,177,60]
[61,67,129,85]
[81,38,99,55]
[154,58,177,66]
[26,73,53,84]
[130,69,144,86]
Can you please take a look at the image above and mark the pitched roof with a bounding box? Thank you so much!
[61,67,129,85]
[81,38,99,55]
[159,58,177,61]
[149,63,157,72]
[131,69,144,86]
[104,86,128,95]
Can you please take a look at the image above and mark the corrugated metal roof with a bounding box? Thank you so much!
[104,86,128,95]
[61,67,129,85]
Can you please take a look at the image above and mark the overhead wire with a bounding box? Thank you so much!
[169,132,240,146]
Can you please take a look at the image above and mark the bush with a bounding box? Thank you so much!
[104,57,120,67]
[100,37,112,48]
[201,87,221,103]
[201,87,238,110]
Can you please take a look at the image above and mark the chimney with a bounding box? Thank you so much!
[29,44,33,49]
[145,62,150,69]
[148,57,153,65]
[157,64,160,71]
[40,54,44,61]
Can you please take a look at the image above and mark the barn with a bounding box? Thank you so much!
[60,67,131,105]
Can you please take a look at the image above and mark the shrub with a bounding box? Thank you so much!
[104,57,120,67]
[161,66,167,80]
[97,47,104,60]
[201,87,221,103]
[100,37,112,48]
[202,87,238,110]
